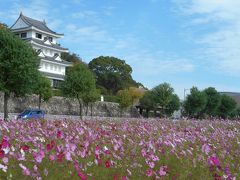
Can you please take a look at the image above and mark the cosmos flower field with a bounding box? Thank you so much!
[0,119,239,179]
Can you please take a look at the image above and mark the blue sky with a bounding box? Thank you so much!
[0,0,240,98]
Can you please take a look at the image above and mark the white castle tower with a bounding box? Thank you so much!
[10,12,72,88]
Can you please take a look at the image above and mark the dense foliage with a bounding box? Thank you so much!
[34,75,52,109]
[0,119,239,179]
[89,56,138,95]
[202,87,221,116]
[184,87,238,119]
[217,95,237,119]
[61,63,98,119]
[140,83,180,118]
[184,87,207,118]
[61,52,86,65]
[0,28,40,119]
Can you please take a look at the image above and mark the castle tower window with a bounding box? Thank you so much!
[21,32,27,38]
[36,33,42,39]
[49,37,53,42]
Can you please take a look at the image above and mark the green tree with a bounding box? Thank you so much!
[61,63,96,119]
[117,89,132,116]
[202,87,221,117]
[152,83,175,117]
[0,28,40,119]
[89,56,137,94]
[128,87,144,106]
[34,75,52,109]
[184,87,207,118]
[82,88,100,116]
[166,94,180,117]
[217,94,237,119]
[61,52,86,65]
[0,23,7,29]
[139,91,156,118]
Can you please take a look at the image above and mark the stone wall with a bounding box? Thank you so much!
[0,93,140,118]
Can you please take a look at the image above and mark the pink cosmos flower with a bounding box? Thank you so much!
[33,150,45,163]
[122,176,127,180]
[57,152,65,162]
[141,149,147,157]
[21,145,30,151]
[208,156,220,166]
[2,157,8,164]
[146,169,153,177]
[49,154,55,161]
[65,151,72,161]
[105,160,110,168]
[1,138,10,148]
[114,174,118,180]
[202,144,211,155]
[19,163,30,176]
[159,166,167,176]
[95,145,100,159]
[57,131,63,139]
[74,163,86,180]
[0,150,4,158]
[46,140,55,151]
[77,171,87,180]
[148,161,155,169]
[151,154,159,161]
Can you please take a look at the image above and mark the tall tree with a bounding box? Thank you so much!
[0,28,40,119]
[34,75,52,109]
[217,94,237,119]
[165,94,180,116]
[82,88,100,116]
[89,56,137,94]
[152,83,175,117]
[117,89,132,116]
[139,91,156,118]
[184,87,207,118]
[128,87,145,106]
[202,87,221,116]
[61,63,97,119]
[61,52,86,65]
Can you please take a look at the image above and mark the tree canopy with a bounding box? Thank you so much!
[184,87,207,118]
[61,63,97,119]
[61,52,86,65]
[117,89,132,110]
[0,28,40,119]
[202,87,221,116]
[0,22,8,29]
[217,94,237,119]
[34,74,52,109]
[140,83,180,118]
[89,56,138,95]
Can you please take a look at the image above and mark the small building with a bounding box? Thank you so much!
[10,12,72,88]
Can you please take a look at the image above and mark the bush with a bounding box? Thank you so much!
[52,89,63,97]
[104,95,120,103]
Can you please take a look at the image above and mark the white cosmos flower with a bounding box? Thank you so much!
[0,163,7,172]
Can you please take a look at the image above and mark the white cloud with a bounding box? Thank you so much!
[174,0,240,76]
[64,24,113,44]
[9,0,49,20]
[126,51,195,76]
[71,11,98,19]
